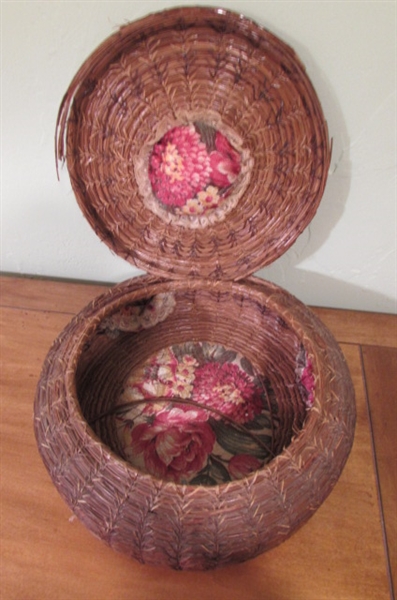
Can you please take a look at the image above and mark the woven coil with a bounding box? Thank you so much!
[34,7,355,570]
[56,6,331,280]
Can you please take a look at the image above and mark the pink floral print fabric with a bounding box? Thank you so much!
[148,124,241,215]
[191,361,263,423]
[130,407,216,483]
[300,357,315,407]
[101,293,176,335]
[296,345,316,408]
[116,343,275,485]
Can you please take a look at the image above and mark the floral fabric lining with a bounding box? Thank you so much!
[148,123,241,216]
[100,293,176,336]
[115,342,275,485]
[296,346,315,408]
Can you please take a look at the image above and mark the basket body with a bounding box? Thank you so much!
[35,275,355,570]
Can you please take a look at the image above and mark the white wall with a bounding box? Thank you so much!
[2,0,396,313]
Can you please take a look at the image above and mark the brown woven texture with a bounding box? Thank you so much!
[34,7,355,571]
[56,7,331,280]
[35,275,355,570]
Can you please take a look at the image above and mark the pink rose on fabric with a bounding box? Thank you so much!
[149,125,211,207]
[228,454,262,480]
[301,357,315,407]
[192,361,262,423]
[209,131,241,188]
[129,407,215,483]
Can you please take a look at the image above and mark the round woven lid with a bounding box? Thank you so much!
[57,7,331,280]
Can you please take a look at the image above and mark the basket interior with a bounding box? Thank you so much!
[75,287,314,486]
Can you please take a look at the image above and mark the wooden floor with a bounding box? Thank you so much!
[1,275,396,600]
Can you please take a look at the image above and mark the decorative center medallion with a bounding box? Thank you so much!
[148,123,242,216]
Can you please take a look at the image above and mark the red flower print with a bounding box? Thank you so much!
[192,362,262,423]
[129,407,215,483]
[228,454,262,480]
[149,125,211,207]
[209,131,241,188]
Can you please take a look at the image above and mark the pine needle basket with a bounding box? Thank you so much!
[35,7,355,571]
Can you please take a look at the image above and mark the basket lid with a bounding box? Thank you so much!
[56,7,331,281]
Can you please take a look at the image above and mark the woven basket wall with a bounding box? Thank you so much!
[35,7,355,570]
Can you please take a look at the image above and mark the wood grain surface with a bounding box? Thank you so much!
[1,275,395,600]
[362,345,397,596]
